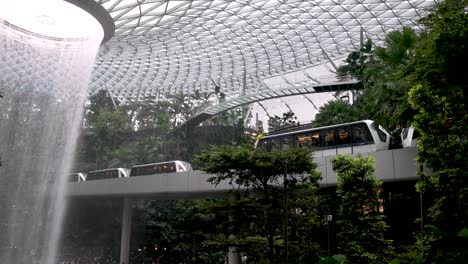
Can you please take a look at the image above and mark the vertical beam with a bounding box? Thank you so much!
[103,83,118,111]
[228,191,240,264]
[360,26,364,49]
[228,235,240,264]
[120,197,133,264]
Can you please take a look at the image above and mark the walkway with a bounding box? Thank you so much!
[181,80,356,128]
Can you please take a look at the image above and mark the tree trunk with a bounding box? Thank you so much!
[263,182,275,263]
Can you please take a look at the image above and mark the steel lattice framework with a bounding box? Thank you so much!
[91,0,436,102]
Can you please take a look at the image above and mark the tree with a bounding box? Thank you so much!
[108,135,167,168]
[194,145,319,263]
[78,108,131,170]
[408,0,468,233]
[331,155,392,263]
[130,96,173,132]
[166,92,195,127]
[268,111,300,132]
[362,27,419,130]
[313,100,365,127]
[138,200,224,264]
[337,39,373,88]
[85,89,118,128]
[336,28,419,131]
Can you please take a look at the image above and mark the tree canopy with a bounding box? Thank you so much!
[332,155,392,264]
[313,100,365,127]
[408,0,468,232]
[194,144,320,263]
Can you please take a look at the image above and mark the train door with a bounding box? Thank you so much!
[351,124,374,153]
[281,135,293,150]
[295,132,321,157]
[337,127,353,155]
[321,129,337,157]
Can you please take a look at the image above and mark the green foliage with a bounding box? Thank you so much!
[319,254,346,264]
[194,144,318,188]
[332,155,392,264]
[76,91,251,171]
[408,0,468,232]
[313,100,365,127]
[85,89,118,128]
[194,145,321,262]
[127,96,173,132]
[139,200,225,264]
[267,111,300,132]
[335,28,419,131]
[424,225,468,264]
[166,92,196,127]
[361,27,419,130]
[78,108,131,170]
[337,39,373,86]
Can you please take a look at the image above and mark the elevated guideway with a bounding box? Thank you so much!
[66,147,427,264]
[67,147,425,198]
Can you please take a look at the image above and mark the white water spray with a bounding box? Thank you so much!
[0,1,104,263]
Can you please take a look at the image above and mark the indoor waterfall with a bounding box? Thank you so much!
[0,1,104,262]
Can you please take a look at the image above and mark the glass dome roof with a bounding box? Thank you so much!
[90,0,436,124]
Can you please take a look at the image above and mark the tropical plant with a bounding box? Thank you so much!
[319,254,346,264]
[331,155,393,264]
[139,200,225,263]
[424,225,468,264]
[337,39,373,87]
[408,0,468,233]
[268,111,300,132]
[194,144,320,263]
[362,27,419,130]
[84,89,118,128]
[313,100,365,127]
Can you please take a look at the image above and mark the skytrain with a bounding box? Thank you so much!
[70,160,193,182]
[70,121,418,182]
[255,120,391,157]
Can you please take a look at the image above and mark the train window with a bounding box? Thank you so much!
[68,173,80,182]
[322,129,336,148]
[282,136,293,149]
[257,138,269,150]
[337,127,352,146]
[376,127,387,142]
[352,124,373,145]
[295,132,320,149]
[402,128,409,139]
[87,170,118,180]
[183,162,193,171]
[270,138,281,150]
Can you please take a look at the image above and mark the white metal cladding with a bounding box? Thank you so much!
[91,0,437,102]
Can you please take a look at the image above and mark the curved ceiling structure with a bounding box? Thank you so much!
[91,0,437,104]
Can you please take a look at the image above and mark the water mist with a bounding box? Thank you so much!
[0,0,105,262]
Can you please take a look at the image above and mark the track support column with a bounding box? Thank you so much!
[120,197,133,264]
[228,191,240,264]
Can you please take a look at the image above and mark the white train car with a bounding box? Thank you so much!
[401,126,419,148]
[130,160,193,177]
[85,168,129,181]
[255,120,390,157]
[69,173,86,182]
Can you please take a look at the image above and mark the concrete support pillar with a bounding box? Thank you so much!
[228,234,240,264]
[120,197,133,264]
[228,192,240,264]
